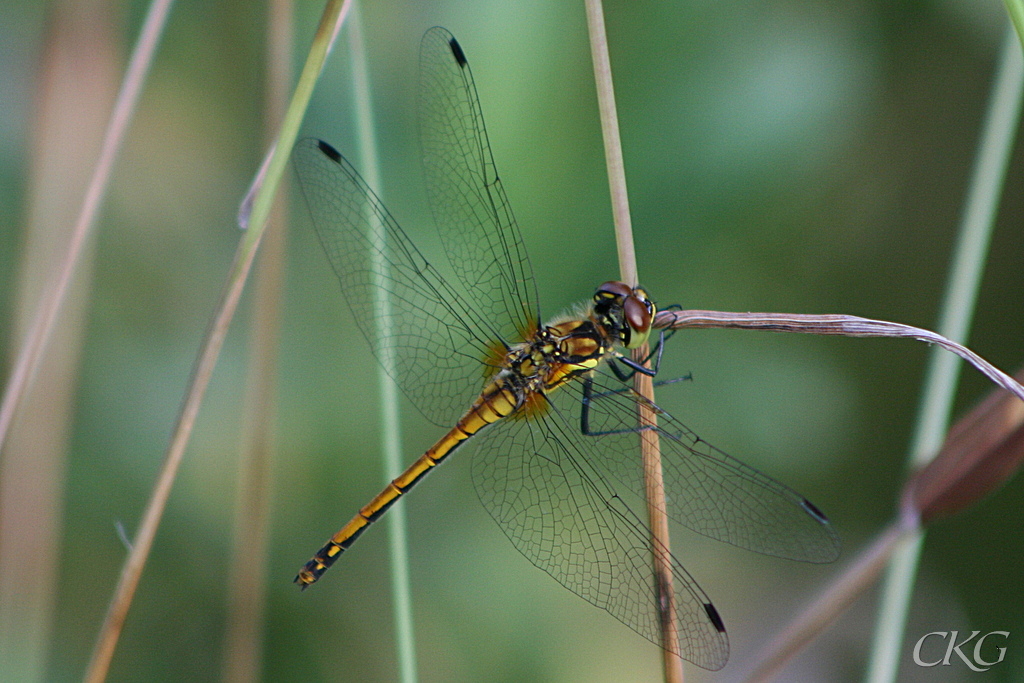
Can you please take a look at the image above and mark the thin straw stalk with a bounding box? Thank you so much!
[83,3,352,681]
[0,5,119,681]
[0,0,173,459]
[220,2,294,682]
[584,2,683,681]
[347,5,420,682]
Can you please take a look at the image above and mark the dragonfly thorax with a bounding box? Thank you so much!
[499,318,612,399]
[497,282,655,403]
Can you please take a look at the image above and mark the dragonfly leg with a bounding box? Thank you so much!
[593,374,693,401]
[581,376,664,436]
[609,354,656,381]
[581,365,692,439]
[608,325,680,381]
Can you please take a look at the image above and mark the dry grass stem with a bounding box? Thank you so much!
[0,5,118,680]
[657,309,1024,677]
[0,0,172,459]
[655,310,1024,403]
[585,1,682,679]
[83,3,351,680]
[585,0,638,288]
[741,523,912,683]
[219,2,293,682]
[85,241,258,683]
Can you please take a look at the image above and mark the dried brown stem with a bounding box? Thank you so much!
[83,3,351,680]
[0,5,117,680]
[585,1,681,679]
[219,2,292,682]
[655,310,1024,403]
[0,0,172,457]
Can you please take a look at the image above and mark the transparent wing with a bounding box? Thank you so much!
[569,372,841,563]
[471,410,731,671]
[293,139,497,428]
[419,27,541,343]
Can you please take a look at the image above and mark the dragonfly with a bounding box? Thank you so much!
[293,26,839,671]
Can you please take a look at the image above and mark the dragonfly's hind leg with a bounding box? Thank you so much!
[581,331,691,439]
[579,374,687,436]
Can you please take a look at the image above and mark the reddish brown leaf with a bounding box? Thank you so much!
[903,368,1024,524]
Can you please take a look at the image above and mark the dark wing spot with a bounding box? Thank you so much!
[448,36,467,67]
[801,498,830,524]
[317,139,342,163]
[704,602,726,633]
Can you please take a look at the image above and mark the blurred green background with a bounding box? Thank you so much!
[1,1,1022,681]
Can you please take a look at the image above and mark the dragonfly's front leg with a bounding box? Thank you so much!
[607,326,679,382]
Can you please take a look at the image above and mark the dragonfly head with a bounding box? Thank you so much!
[592,281,656,350]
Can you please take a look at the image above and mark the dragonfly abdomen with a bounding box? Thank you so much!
[295,380,523,587]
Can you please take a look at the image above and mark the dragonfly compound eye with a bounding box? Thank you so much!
[622,292,654,349]
[595,281,633,300]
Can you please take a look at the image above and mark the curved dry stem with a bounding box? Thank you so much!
[656,310,1024,404]
[656,307,1024,678]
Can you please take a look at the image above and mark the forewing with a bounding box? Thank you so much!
[571,372,841,563]
[293,138,498,427]
[419,27,541,344]
[471,409,730,670]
